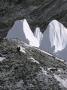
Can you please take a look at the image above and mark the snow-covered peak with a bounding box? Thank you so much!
[40,20,67,60]
[6,19,39,47]
[49,20,67,52]
[34,27,43,44]
[40,20,67,53]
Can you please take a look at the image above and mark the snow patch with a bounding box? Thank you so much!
[40,67,47,76]
[57,69,62,73]
[47,67,57,72]
[28,57,40,64]
[54,74,67,88]
[48,67,62,73]
[17,45,26,53]
[56,57,64,62]
[0,57,5,62]
[37,48,53,56]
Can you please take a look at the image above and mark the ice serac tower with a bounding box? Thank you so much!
[34,27,43,44]
[40,20,67,60]
[6,19,39,47]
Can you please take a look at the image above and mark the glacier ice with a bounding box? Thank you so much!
[6,18,67,61]
[6,19,39,47]
[34,27,43,44]
[40,20,67,60]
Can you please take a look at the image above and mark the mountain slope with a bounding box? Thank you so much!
[0,39,67,90]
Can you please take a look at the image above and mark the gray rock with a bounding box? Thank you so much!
[0,39,67,90]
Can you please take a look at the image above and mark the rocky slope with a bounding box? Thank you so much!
[0,39,67,90]
[0,0,67,38]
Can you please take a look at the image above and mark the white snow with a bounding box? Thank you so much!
[47,67,53,71]
[6,18,67,61]
[28,57,40,64]
[40,67,47,76]
[34,27,43,44]
[57,69,62,73]
[47,67,62,73]
[37,48,53,56]
[55,57,64,62]
[17,45,26,53]
[54,74,67,88]
[0,57,5,61]
[40,20,67,61]
[6,19,39,47]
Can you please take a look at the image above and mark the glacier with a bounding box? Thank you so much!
[6,18,67,61]
[40,20,67,60]
[34,27,43,44]
[6,19,39,47]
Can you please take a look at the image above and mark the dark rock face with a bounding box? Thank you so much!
[0,39,67,89]
[0,0,67,37]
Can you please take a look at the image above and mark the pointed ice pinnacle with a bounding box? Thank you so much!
[6,19,39,47]
[34,27,43,44]
[40,20,67,60]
